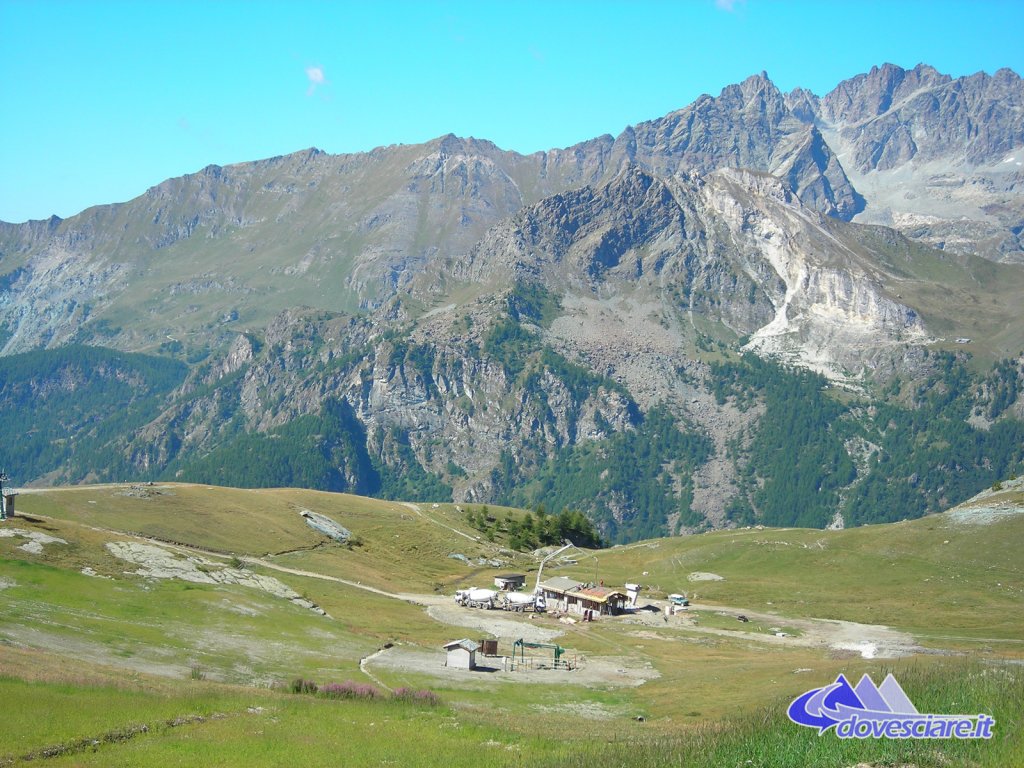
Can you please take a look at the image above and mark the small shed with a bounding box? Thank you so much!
[443,639,480,670]
[493,573,526,591]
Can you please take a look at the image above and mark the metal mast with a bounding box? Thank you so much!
[0,470,8,518]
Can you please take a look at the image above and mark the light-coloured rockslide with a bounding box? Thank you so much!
[941,475,1024,526]
[105,541,327,616]
[946,503,1024,526]
[939,475,1024,526]
[0,528,68,555]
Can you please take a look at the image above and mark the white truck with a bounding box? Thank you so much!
[454,588,497,609]
[501,590,546,612]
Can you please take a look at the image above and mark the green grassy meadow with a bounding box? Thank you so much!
[1,658,1018,768]
[1,482,1021,766]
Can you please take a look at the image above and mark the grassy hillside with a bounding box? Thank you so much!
[16,484,518,592]
[1,482,1022,766]
[559,498,1024,643]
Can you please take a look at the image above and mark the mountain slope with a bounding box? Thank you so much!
[4,163,1022,540]
[8,64,1015,355]
[1,64,1023,540]
[3,481,1021,768]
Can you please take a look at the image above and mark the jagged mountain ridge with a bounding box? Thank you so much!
[3,63,1020,358]
[807,63,1024,262]
[818,63,1023,169]
[621,72,863,219]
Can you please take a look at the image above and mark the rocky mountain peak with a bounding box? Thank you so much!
[602,162,667,201]
[429,133,508,160]
[992,66,1022,86]
[799,63,1024,262]
[620,69,859,219]
[784,87,819,124]
[820,62,902,122]
[713,70,786,121]
[907,62,946,82]
[723,70,779,101]
[820,63,1024,169]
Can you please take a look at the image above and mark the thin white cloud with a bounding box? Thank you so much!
[715,0,746,11]
[305,65,327,96]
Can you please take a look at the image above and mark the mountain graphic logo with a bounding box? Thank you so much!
[787,673,994,740]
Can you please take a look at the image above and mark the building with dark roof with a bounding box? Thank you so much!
[493,573,526,591]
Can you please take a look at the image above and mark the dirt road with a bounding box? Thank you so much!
[673,603,921,659]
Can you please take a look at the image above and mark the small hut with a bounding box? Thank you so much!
[493,573,526,591]
[443,639,480,670]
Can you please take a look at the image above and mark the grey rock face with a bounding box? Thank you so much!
[624,73,862,219]
[454,164,933,386]
[811,63,1024,262]
[820,63,1023,169]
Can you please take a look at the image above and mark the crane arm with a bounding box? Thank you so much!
[533,541,575,593]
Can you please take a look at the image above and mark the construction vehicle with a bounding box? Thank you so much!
[454,587,496,609]
[501,590,545,612]
[456,541,574,613]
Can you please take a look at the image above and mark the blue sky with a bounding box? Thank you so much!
[2,0,1022,223]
